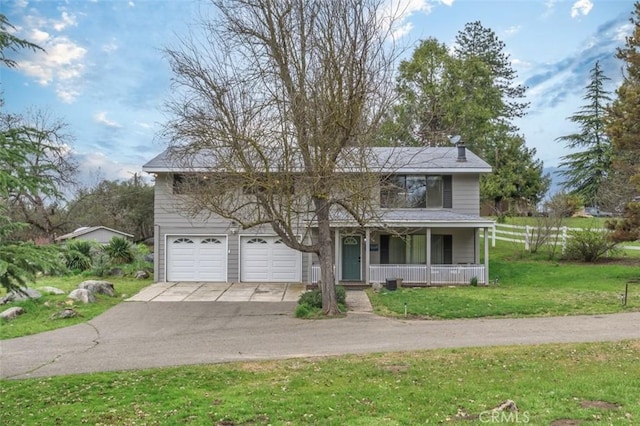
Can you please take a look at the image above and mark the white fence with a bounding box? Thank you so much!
[491,223,640,252]
[311,264,485,285]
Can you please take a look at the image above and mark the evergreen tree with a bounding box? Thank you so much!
[0,16,64,292]
[454,21,529,123]
[556,61,612,207]
[605,1,640,241]
[382,21,546,212]
[481,132,549,214]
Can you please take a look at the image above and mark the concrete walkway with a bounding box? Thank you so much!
[125,283,374,312]
[126,282,306,302]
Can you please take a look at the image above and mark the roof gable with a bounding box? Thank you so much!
[56,226,134,242]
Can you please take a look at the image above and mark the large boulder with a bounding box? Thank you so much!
[68,288,96,304]
[0,306,25,320]
[38,286,65,295]
[78,280,115,296]
[0,288,41,305]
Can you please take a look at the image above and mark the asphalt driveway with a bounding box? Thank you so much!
[2,295,640,380]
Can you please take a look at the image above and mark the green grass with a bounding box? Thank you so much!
[369,238,640,319]
[0,275,152,339]
[1,340,638,425]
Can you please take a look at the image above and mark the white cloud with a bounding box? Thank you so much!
[102,40,119,53]
[382,0,433,39]
[570,0,593,18]
[94,112,122,128]
[504,25,521,37]
[29,28,50,43]
[14,11,87,102]
[57,87,81,104]
[439,0,454,5]
[541,0,557,19]
[18,37,86,86]
[53,11,77,31]
[73,151,146,187]
[13,0,28,8]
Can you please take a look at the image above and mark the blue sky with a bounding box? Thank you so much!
[2,0,634,187]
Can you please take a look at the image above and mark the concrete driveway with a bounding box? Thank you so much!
[126,282,306,302]
[2,292,640,379]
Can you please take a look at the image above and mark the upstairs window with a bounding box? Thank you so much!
[173,173,210,194]
[381,175,448,208]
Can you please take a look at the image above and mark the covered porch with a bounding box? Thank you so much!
[310,212,494,286]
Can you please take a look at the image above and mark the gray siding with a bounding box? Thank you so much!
[449,228,477,264]
[153,173,308,283]
[451,174,480,215]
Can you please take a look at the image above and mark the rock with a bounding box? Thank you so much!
[38,286,65,295]
[0,288,41,305]
[0,306,25,320]
[108,268,123,277]
[144,253,154,263]
[78,280,115,296]
[135,270,150,279]
[371,282,383,292]
[50,308,81,320]
[68,288,96,304]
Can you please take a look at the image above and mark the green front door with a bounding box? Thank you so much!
[341,236,361,281]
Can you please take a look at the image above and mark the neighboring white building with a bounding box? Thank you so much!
[56,226,134,244]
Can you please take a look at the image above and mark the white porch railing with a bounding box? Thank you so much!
[311,264,485,285]
[430,265,485,285]
[311,264,320,283]
[369,264,427,283]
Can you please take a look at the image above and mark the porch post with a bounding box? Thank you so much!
[426,227,432,285]
[484,227,489,285]
[334,228,340,284]
[365,228,370,285]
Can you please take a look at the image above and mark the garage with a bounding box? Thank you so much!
[166,236,227,281]
[241,236,301,282]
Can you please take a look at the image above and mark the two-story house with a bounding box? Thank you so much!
[142,145,494,286]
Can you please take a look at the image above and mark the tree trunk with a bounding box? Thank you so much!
[314,197,339,315]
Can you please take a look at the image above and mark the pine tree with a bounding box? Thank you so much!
[454,21,529,123]
[556,61,612,207]
[605,1,640,241]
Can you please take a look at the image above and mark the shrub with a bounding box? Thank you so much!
[63,240,94,271]
[90,248,112,277]
[104,237,134,264]
[297,285,346,309]
[298,289,323,308]
[469,276,478,287]
[294,303,312,318]
[563,229,619,262]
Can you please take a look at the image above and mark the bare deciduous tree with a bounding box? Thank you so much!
[2,108,78,242]
[163,0,400,314]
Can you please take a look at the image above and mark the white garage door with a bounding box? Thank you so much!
[167,236,227,281]
[241,236,301,282]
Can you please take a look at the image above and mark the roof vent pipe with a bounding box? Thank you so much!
[456,142,467,162]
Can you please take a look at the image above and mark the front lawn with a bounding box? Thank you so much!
[368,239,640,319]
[0,275,152,339]
[1,340,638,424]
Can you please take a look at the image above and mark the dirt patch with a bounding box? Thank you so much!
[551,420,581,426]
[579,400,621,410]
